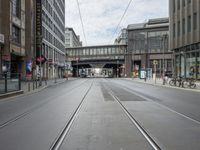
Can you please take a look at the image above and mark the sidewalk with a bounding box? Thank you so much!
[0,78,76,99]
[123,78,200,92]
[21,78,76,93]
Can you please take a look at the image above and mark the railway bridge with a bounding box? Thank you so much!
[66,45,127,77]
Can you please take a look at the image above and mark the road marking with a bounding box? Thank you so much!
[123,78,200,93]
[114,81,200,125]
[0,79,87,104]
[0,80,90,129]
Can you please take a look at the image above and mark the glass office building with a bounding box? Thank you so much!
[36,0,65,79]
[174,43,200,79]
[169,0,200,79]
[126,18,173,77]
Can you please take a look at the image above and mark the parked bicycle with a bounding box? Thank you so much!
[182,78,196,89]
[169,76,183,87]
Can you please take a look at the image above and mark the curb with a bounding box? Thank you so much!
[0,79,69,102]
[0,90,24,99]
[123,78,200,93]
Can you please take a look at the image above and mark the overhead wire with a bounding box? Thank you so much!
[76,0,87,46]
[108,0,133,44]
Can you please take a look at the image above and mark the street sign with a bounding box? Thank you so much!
[153,60,158,65]
[0,34,4,44]
[153,60,157,84]
[36,55,47,64]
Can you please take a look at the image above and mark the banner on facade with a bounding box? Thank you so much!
[36,0,42,57]
[26,60,33,74]
[36,55,47,64]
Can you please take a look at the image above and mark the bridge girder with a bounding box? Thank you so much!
[72,59,124,69]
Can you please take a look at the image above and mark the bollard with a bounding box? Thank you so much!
[18,74,21,91]
[4,73,7,93]
[33,80,35,90]
[36,80,37,89]
[28,80,30,92]
[163,78,166,85]
[45,79,47,85]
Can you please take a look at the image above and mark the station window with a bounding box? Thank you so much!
[193,13,197,30]
[187,16,191,32]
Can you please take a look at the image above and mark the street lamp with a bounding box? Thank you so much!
[76,58,79,77]
[39,36,43,86]
[117,57,119,78]
[0,34,5,74]
[162,34,168,85]
[163,35,168,73]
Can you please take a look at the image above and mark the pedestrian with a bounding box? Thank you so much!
[144,71,147,82]
[163,73,168,85]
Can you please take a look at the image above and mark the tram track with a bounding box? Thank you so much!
[0,79,90,129]
[109,79,200,125]
[50,80,94,150]
[103,78,200,150]
[103,82,161,150]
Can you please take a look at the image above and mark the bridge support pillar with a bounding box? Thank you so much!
[125,54,132,78]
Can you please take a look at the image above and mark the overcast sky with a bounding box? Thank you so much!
[65,0,169,46]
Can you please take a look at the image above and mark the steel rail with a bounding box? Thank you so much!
[50,80,94,150]
[0,79,90,129]
[111,80,200,125]
[103,82,161,150]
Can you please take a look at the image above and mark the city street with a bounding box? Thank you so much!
[0,78,200,150]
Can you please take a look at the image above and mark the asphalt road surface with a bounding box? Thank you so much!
[0,78,200,150]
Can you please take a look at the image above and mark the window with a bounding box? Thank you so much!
[178,21,180,36]
[173,0,176,13]
[193,13,197,30]
[12,25,20,44]
[182,18,185,35]
[182,0,185,7]
[173,23,176,37]
[177,0,180,10]
[12,0,20,18]
[188,16,191,32]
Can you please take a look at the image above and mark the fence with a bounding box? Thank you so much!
[0,73,21,94]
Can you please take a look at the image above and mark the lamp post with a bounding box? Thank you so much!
[162,34,168,85]
[0,45,3,74]
[163,35,168,73]
[0,34,5,74]
[76,58,79,77]
[39,36,42,86]
[117,57,119,78]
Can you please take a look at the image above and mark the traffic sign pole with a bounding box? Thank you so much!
[153,60,158,84]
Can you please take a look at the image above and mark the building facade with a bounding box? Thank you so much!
[0,0,28,77]
[114,28,128,45]
[169,0,200,79]
[36,0,66,79]
[126,18,173,77]
[65,27,82,48]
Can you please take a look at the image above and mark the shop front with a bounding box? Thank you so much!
[175,43,200,80]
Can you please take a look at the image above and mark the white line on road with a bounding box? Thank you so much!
[116,82,200,126]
